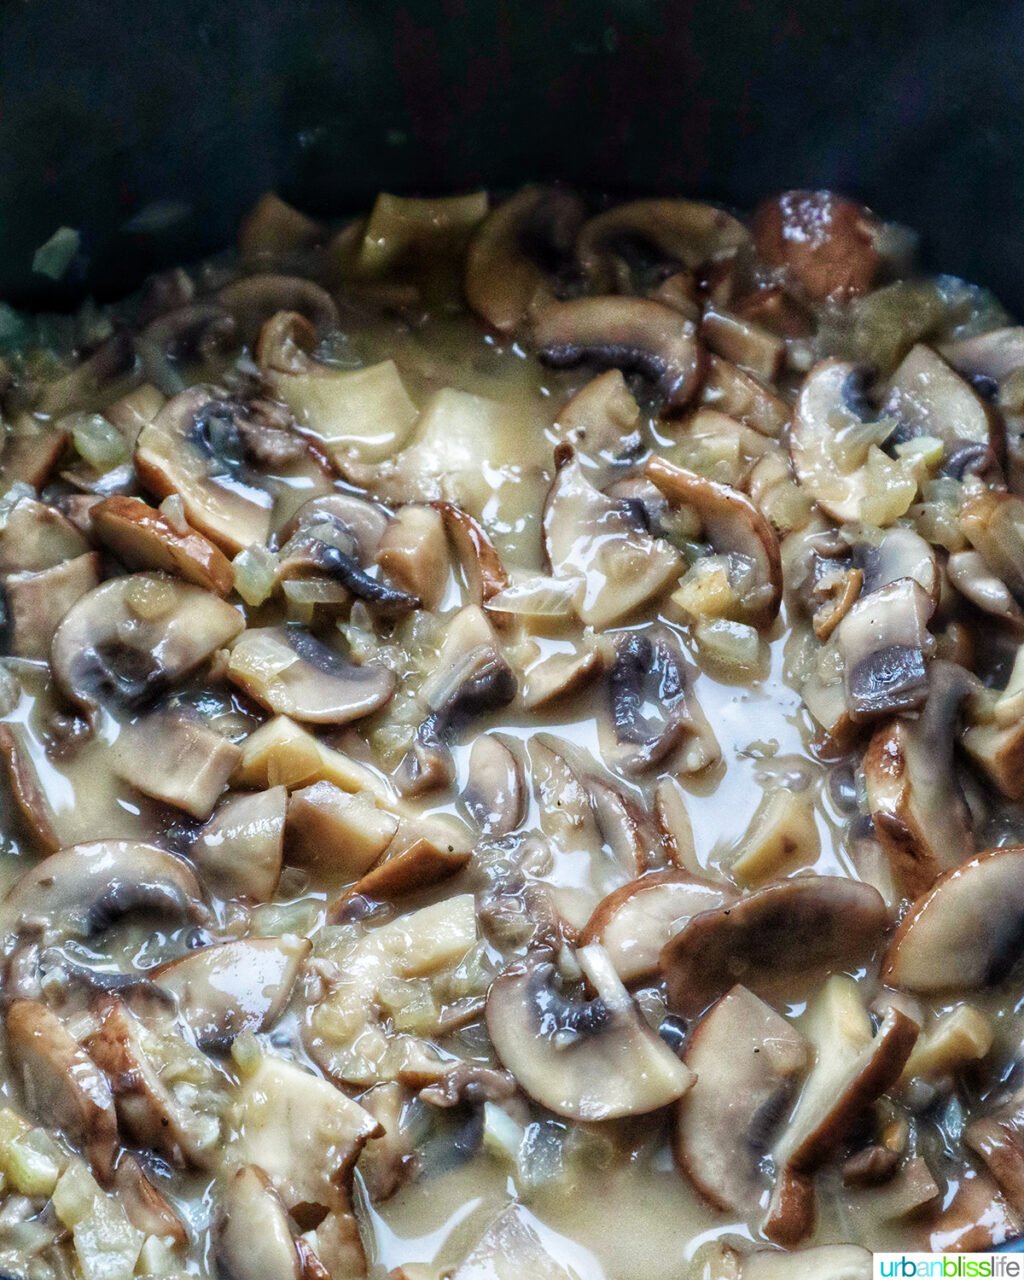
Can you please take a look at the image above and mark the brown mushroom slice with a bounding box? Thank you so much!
[217,274,339,345]
[883,343,998,451]
[232,1054,381,1217]
[603,630,720,776]
[790,360,914,524]
[0,723,60,853]
[227,625,395,725]
[464,185,585,333]
[646,455,782,628]
[532,297,702,414]
[660,876,888,1019]
[925,1168,1021,1253]
[338,838,469,909]
[153,936,310,1049]
[112,710,242,820]
[86,996,223,1167]
[752,190,881,300]
[192,786,286,901]
[771,978,917,1187]
[581,871,736,983]
[113,1153,188,1245]
[882,846,1024,993]
[0,421,70,491]
[853,525,940,603]
[51,572,244,713]
[4,551,101,659]
[135,388,275,554]
[217,1164,307,1280]
[864,660,977,897]
[486,945,694,1121]
[0,495,89,574]
[434,501,509,603]
[700,355,791,438]
[965,1086,1024,1215]
[835,578,934,723]
[960,490,1024,605]
[702,306,785,382]
[286,781,398,878]
[6,998,118,1181]
[542,450,682,628]
[460,734,524,836]
[2,841,209,944]
[92,495,234,594]
[676,986,809,1216]
[239,192,325,263]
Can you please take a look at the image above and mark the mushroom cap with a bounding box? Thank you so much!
[216,273,339,344]
[51,571,244,713]
[135,388,275,554]
[581,870,736,982]
[2,840,209,945]
[91,494,234,594]
[675,985,809,1215]
[660,876,889,1018]
[485,945,694,1121]
[532,297,703,414]
[646,455,782,628]
[153,936,310,1049]
[882,846,1024,993]
[227,625,395,724]
[752,190,881,300]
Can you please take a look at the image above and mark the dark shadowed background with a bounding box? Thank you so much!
[1,0,1019,309]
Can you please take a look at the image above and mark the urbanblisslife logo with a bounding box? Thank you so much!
[874,1255,1024,1279]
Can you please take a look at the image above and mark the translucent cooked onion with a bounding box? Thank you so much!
[231,544,278,605]
[69,412,129,472]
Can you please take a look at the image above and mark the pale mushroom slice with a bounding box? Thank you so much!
[153,936,310,1049]
[728,787,821,888]
[4,551,102,659]
[853,524,940,604]
[834,578,934,723]
[217,1165,311,1280]
[0,494,89,574]
[51,572,244,714]
[1,841,209,945]
[580,870,736,982]
[964,645,1024,799]
[532,297,702,414]
[864,660,977,896]
[646,455,782,628]
[112,710,242,820]
[464,185,585,333]
[227,625,395,725]
[286,780,398,877]
[959,490,1024,605]
[660,876,888,1019]
[790,360,917,524]
[376,504,450,610]
[752,190,882,300]
[434,500,509,604]
[485,944,694,1121]
[114,1152,189,1246]
[91,494,234,594]
[460,734,525,836]
[552,370,644,481]
[576,198,750,292]
[543,449,683,629]
[702,305,785,382]
[675,986,809,1216]
[135,388,275,553]
[191,786,286,901]
[700,354,791,438]
[601,630,720,777]
[6,998,118,1181]
[882,846,1024,993]
[883,342,998,453]
[231,1054,381,1219]
[86,996,224,1168]
[766,977,918,1244]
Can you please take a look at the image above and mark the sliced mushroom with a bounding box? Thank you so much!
[232,1054,381,1217]
[286,781,398,878]
[238,192,325,262]
[700,355,790,437]
[375,504,450,610]
[217,1164,308,1280]
[791,360,914,524]
[852,525,940,603]
[552,370,643,479]
[434,501,509,604]
[676,985,809,1216]
[0,722,60,853]
[217,274,338,344]
[660,876,888,1018]
[966,1086,1024,1215]
[585,774,666,875]
[4,551,101,659]
[704,1244,873,1280]
[960,490,1024,605]
[91,494,234,594]
[864,660,977,896]
[227,625,395,724]
[460,734,524,836]
[192,786,286,901]
[543,449,682,628]
[532,297,702,413]
[924,1168,1021,1253]
[0,420,70,491]
[835,578,934,723]
[153,936,310,1049]
[882,845,1024,993]
[35,329,137,416]
[136,302,238,395]
[337,837,470,909]
[485,944,694,1121]
[0,495,89,575]
[1,841,208,945]
[521,640,606,710]
[464,185,585,333]
[752,191,881,300]
[6,998,118,1181]
[135,388,276,553]
[729,787,821,888]
[86,996,223,1167]
[113,1152,189,1245]
[602,630,720,775]
[646,455,782,627]
[580,870,736,982]
[51,572,244,714]
[112,710,242,819]
[883,343,998,453]
[947,549,1024,628]
[702,305,785,382]
[941,325,1024,381]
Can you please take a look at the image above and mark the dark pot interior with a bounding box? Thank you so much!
[2,0,1021,311]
